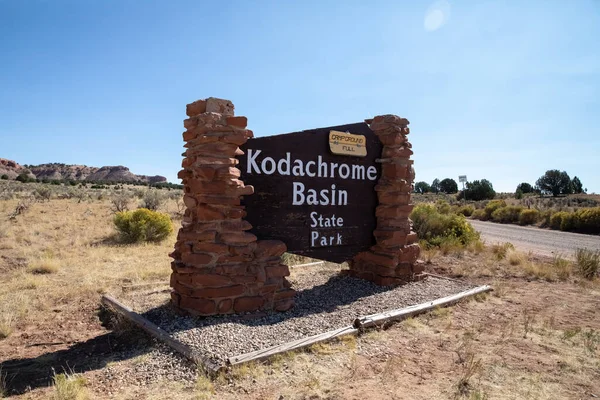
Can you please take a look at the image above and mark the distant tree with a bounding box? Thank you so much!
[0,174,8,180]
[536,170,572,197]
[516,182,534,194]
[15,172,32,183]
[439,178,458,194]
[571,176,584,194]
[414,181,431,194]
[431,178,441,194]
[458,179,496,201]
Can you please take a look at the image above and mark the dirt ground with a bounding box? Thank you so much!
[1,196,599,399]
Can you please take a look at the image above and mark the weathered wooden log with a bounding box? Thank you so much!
[100,294,223,374]
[354,285,492,329]
[228,325,358,366]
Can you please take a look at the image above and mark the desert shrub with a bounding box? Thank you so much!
[518,209,539,225]
[574,207,600,234]
[575,248,599,279]
[113,208,173,243]
[140,190,164,211]
[110,192,131,213]
[484,200,506,217]
[456,205,475,217]
[550,211,570,230]
[435,200,451,214]
[491,205,523,224]
[539,209,553,227]
[560,212,577,231]
[411,204,480,248]
[34,186,52,201]
[470,209,486,220]
[1,174,8,180]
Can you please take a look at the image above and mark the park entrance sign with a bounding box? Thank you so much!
[169,98,422,317]
[239,123,381,263]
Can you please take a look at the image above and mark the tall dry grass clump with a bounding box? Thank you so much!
[52,371,88,400]
[575,248,599,280]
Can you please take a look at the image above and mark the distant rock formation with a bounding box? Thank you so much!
[0,158,34,180]
[0,159,167,183]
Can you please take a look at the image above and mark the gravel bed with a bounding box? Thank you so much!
[139,267,476,365]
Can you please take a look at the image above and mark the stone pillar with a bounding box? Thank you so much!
[347,115,423,286]
[170,97,295,316]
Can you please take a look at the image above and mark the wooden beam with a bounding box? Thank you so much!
[354,285,492,329]
[290,261,324,268]
[101,294,223,374]
[228,325,358,366]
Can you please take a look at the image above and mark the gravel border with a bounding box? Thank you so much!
[137,266,475,364]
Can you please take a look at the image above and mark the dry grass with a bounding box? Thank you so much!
[52,371,88,400]
[0,197,179,340]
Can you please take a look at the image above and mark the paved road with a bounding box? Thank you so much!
[469,220,600,259]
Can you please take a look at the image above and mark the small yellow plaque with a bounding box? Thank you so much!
[329,130,367,157]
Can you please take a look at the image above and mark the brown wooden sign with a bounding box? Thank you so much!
[239,122,382,263]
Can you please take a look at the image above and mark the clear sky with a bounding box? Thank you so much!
[1,1,598,193]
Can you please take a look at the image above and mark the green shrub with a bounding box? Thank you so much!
[0,174,8,180]
[113,208,173,243]
[484,200,506,219]
[491,205,523,224]
[574,207,600,234]
[471,209,487,220]
[456,205,475,217]
[435,200,451,214]
[575,248,599,280]
[560,213,577,231]
[411,204,480,248]
[550,211,570,230]
[518,209,539,225]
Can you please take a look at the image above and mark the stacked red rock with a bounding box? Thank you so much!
[347,115,423,286]
[170,97,295,316]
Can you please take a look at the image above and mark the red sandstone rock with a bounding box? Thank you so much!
[355,251,397,268]
[265,264,290,278]
[186,99,207,117]
[196,204,226,221]
[178,296,216,315]
[221,219,253,232]
[254,240,287,259]
[217,299,233,313]
[192,242,229,254]
[226,116,247,128]
[205,97,234,116]
[219,131,252,146]
[375,205,414,219]
[178,274,233,288]
[382,146,413,158]
[218,232,257,246]
[274,298,295,312]
[195,285,246,298]
[234,296,265,313]
[181,252,214,266]
[381,163,411,180]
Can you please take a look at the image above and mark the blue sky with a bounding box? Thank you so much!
[1,1,598,192]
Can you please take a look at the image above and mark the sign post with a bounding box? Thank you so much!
[459,175,467,200]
